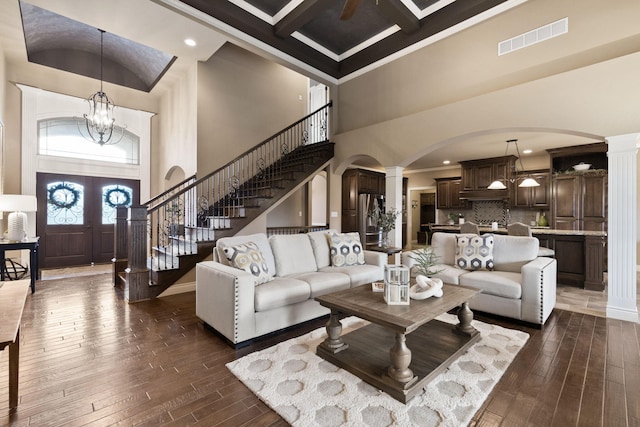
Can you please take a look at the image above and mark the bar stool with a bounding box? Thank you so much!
[507,222,555,257]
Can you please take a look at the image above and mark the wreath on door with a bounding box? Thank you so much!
[104,187,131,208]
[48,183,80,210]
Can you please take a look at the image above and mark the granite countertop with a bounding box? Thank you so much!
[430,224,607,237]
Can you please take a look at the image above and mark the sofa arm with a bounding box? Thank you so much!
[196,261,257,344]
[364,250,387,268]
[521,257,557,324]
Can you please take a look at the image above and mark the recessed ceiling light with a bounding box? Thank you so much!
[184,38,197,47]
[443,160,451,165]
[522,149,533,154]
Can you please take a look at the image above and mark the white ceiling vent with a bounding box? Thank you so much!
[498,17,568,56]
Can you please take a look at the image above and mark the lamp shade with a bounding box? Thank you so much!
[519,178,540,188]
[0,194,38,212]
[487,180,507,190]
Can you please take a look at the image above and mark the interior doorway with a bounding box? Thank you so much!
[36,172,140,269]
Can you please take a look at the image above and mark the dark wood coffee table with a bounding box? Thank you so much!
[316,283,480,403]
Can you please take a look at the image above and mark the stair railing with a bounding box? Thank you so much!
[145,101,333,271]
[145,174,197,211]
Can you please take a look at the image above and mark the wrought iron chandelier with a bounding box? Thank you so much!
[488,139,540,189]
[81,29,124,146]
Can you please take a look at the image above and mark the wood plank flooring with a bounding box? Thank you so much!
[0,271,638,426]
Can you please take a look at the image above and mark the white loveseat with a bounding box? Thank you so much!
[196,230,386,346]
[402,232,557,325]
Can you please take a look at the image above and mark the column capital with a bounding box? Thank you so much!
[605,133,640,153]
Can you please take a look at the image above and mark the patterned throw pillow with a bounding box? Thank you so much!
[329,232,365,267]
[455,234,494,271]
[223,242,272,285]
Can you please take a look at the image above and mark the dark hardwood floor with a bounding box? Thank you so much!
[0,272,638,426]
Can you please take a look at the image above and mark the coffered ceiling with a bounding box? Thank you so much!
[177,0,516,81]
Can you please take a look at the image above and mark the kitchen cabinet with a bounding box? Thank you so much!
[552,173,607,232]
[435,177,462,209]
[460,156,516,191]
[514,170,550,208]
[341,168,385,233]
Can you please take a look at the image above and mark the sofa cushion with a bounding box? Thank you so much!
[222,242,272,285]
[455,234,494,271]
[254,277,311,312]
[269,234,318,277]
[459,270,522,299]
[308,229,335,269]
[319,264,383,287]
[329,232,365,267]
[292,271,350,298]
[216,233,276,275]
[492,235,538,272]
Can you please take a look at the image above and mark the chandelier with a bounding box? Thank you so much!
[81,29,124,146]
[488,139,540,189]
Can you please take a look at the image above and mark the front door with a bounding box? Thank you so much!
[36,173,140,268]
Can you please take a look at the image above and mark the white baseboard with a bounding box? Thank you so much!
[158,281,196,297]
[606,305,639,323]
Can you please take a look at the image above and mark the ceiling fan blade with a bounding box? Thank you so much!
[340,0,362,20]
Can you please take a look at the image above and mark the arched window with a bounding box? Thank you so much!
[38,117,140,164]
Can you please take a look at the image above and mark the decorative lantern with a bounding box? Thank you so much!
[384,264,410,305]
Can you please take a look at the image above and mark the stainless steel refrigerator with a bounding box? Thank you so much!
[358,193,384,248]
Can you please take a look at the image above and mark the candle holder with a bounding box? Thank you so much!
[384,264,410,305]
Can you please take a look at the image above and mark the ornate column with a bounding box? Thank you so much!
[385,166,404,263]
[113,206,128,287]
[605,133,639,323]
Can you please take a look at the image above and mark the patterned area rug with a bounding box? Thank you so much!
[227,314,529,426]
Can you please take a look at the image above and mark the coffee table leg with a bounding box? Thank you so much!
[388,333,415,384]
[455,301,478,337]
[321,310,349,353]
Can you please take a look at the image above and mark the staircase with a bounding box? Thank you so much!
[115,102,334,300]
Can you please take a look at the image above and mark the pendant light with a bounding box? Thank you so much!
[488,139,540,189]
[81,29,124,146]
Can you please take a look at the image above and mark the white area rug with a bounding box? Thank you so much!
[227,314,529,427]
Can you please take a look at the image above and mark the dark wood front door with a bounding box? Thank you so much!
[36,173,140,269]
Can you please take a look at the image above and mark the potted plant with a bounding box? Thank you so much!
[408,245,444,300]
[369,206,401,247]
[447,212,458,225]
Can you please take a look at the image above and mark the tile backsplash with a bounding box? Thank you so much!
[439,201,543,226]
[472,201,506,225]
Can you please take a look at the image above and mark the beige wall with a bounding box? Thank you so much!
[156,62,198,197]
[196,43,308,177]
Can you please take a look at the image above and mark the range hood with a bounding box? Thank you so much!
[458,188,511,201]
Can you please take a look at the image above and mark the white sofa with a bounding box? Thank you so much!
[196,230,386,346]
[402,232,557,325]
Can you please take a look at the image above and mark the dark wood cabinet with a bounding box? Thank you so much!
[460,156,516,191]
[435,178,462,209]
[582,174,607,232]
[552,173,607,231]
[341,168,385,233]
[515,170,550,208]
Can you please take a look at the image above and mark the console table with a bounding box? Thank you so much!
[0,238,39,293]
[0,279,30,409]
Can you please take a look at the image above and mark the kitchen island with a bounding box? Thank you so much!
[430,224,606,291]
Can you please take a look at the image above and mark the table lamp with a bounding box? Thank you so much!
[0,194,37,241]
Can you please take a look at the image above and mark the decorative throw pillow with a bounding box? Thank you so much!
[223,242,272,284]
[329,232,365,267]
[455,234,494,271]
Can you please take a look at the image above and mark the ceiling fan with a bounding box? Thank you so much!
[340,0,362,20]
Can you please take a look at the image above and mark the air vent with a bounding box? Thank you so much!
[498,17,568,56]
